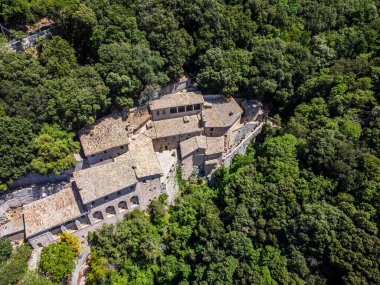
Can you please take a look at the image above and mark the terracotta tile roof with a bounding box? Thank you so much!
[115,134,162,179]
[0,208,24,238]
[145,115,203,139]
[79,113,130,157]
[202,96,243,128]
[79,109,150,157]
[74,160,138,204]
[206,136,225,155]
[180,135,207,158]
[23,186,82,237]
[149,92,204,110]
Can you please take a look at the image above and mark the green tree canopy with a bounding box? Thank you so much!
[0,116,35,191]
[31,124,80,175]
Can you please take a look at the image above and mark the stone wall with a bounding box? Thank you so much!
[152,131,202,152]
[27,171,179,249]
[86,144,129,165]
[222,122,264,167]
[151,104,202,121]
[138,79,193,106]
[10,171,72,190]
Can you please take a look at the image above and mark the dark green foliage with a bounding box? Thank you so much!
[0,237,12,264]
[0,116,35,190]
[0,245,32,285]
[31,124,80,175]
[20,270,58,285]
[1,0,380,284]
[39,36,77,78]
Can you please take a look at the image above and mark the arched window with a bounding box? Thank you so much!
[93,211,104,220]
[118,201,128,210]
[105,206,116,216]
[130,196,139,205]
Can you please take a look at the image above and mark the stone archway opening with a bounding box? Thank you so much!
[130,196,139,206]
[118,201,128,212]
[93,211,104,222]
[105,206,116,217]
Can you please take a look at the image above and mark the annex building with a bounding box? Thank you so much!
[0,90,264,249]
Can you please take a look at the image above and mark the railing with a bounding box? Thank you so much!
[8,29,52,52]
[223,122,264,165]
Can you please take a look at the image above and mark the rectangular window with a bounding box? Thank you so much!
[194,104,201,110]
[156,111,160,115]
[178,106,185,112]
[210,128,214,131]
[170,107,177,114]
[186,105,193,111]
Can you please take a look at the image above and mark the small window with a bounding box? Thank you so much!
[178,106,185,112]
[91,201,95,206]
[170,107,177,114]
[186,105,194,111]
[156,111,160,115]
[100,159,103,162]
[194,104,201,110]
[210,128,214,131]
[104,151,107,154]
[120,146,124,150]
[91,155,95,158]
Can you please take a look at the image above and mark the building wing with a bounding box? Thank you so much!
[149,92,204,111]
[146,115,203,139]
[23,186,82,238]
[79,109,150,157]
[115,134,162,179]
[73,160,138,204]
[202,96,243,128]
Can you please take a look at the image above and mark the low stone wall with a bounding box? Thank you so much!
[9,171,72,190]
[222,122,264,167]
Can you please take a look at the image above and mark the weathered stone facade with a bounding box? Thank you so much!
[0,90,264,249]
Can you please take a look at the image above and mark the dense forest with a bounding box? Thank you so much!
[0,0,379,284]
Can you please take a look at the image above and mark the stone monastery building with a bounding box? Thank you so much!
[0,90,264,249]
